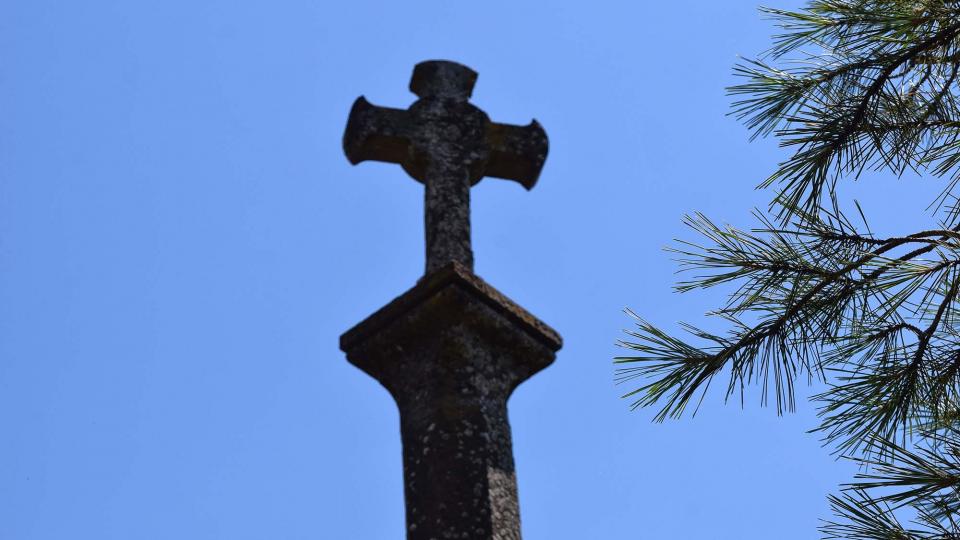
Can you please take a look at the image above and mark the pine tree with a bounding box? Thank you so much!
[617,2,960,536]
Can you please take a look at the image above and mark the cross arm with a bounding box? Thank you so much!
[484,120,548,190]
[343,96,413,167]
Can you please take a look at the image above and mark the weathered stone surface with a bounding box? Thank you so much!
[340,263,561,540]
[340,61,559,540]
[342,60,548,274]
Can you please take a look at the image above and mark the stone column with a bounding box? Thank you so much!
[340,263,561,539]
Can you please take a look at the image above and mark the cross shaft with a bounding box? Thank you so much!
[340,263,561,539]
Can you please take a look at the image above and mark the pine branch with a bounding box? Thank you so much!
[730,2,960,220]
[620,3,960,538]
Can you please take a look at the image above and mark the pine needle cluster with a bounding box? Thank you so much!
[618,2,960,536]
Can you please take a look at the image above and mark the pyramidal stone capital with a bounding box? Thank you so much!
[340,262,561,539]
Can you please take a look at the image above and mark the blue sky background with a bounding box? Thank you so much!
[1,1,946,538]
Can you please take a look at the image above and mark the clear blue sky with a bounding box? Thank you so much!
[1,1,942,538]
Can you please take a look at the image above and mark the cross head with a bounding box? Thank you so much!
[343,60,548,274]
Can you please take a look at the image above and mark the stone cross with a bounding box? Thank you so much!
[343,60,548,274]
[340,60,561,540]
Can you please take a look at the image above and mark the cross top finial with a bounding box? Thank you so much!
[409,60,477,101]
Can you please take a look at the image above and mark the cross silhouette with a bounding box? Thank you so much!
[340,60,561,540]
